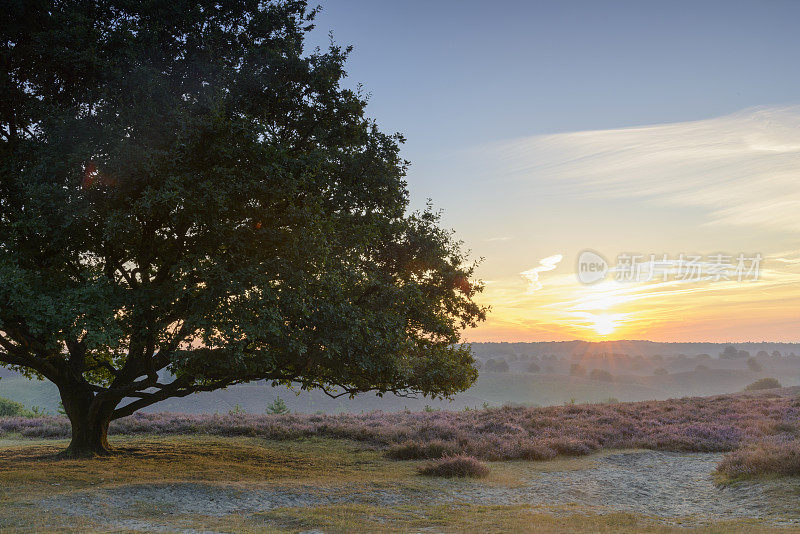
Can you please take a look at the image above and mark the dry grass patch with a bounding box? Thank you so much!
[0,435,408,502]
[254,503,800,533]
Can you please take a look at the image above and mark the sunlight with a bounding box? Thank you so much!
[569,281,636,311]
[591,313,617,336]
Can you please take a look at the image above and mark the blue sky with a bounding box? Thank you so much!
[311,1,800,146]
[309,1,800,342]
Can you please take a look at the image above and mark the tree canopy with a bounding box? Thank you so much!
[0,0,486,455]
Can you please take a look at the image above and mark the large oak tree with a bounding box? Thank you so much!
[0,0,486,456]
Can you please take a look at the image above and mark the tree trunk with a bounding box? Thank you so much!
[64,413,112,457]
[59,387,114,457]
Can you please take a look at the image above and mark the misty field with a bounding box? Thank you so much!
[2,391,800,532]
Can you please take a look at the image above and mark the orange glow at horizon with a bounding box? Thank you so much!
[463,255,800,343]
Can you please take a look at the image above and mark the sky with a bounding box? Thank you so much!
[309,1,800,343]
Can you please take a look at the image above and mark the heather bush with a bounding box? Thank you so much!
[417,455,490,478]
[385,439,460,459]
[744,378,781,391]
[653,367,668,376]
[509,442,558,461]
[2,393,799,464]
[716,440,800,479]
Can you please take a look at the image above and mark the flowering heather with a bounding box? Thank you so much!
[716,438,800,479]
[1,393,798,462]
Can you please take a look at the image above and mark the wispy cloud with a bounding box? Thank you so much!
[520,254,563,292]
[490,106,800,232]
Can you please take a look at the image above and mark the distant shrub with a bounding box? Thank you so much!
[653,367,668,376]
[484,358,509,372]
[717,441,800,479]
[772,350,782,358]
[526,362,541,373]
[696,353,711,359]
[544,365,554,373]
[569,363,586,377]
[602,397,619,404]
[589,369,613,382]
[744,378,781,391]
[417,455,489,478]
[746,358,763,372]
[228,403,246,416]
[0,396,36,417]
[695,364,709,371]
[756,350,769,359]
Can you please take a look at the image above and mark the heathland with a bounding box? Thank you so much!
[2,388,800,531]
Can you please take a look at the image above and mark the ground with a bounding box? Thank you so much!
[1,435,799,533]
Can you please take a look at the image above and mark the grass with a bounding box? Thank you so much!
[0,435,406,493]
[0,435,413,532]
[253,505,800,534]
[1,435,798,533]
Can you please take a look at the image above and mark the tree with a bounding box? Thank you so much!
[746,357,763,372]
[0,395,36,417]
[589,368,613,382]
[569,363,586,377]
[484,358,509,372]
[0,1,486,456]
[720,346,740,359]
[266,396,289,415]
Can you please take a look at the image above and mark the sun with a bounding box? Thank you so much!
[591,314,618,336]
